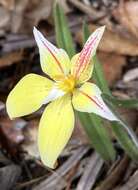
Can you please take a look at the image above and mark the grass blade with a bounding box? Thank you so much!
[93,56,111,95]
[112,122,138,162]
[103,97,138,148]
[53,3,75,58]
[102,93,138,109]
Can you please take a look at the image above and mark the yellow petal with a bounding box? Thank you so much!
[6,74,53,118]
[72,26,105,81]
[72,82,117,121]
[33,27,71,80]
[38,95,74,168]
[71,53,94,84]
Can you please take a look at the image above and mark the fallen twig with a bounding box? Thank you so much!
[76,152,103,190]
[113,170,138,190]
[32,146,89,190]
[95,155,130,190]
[68,0,106,21]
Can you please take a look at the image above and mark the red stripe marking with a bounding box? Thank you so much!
[94,95,105,106]
[80,90,105,111]
[41,39,64,74]
[77,36,97,73]
[75,36,97,78]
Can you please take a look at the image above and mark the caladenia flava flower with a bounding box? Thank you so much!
[6,26,118,169]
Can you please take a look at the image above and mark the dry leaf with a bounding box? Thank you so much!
[0,0,54,33]
[76,24,138,56]
[125,1,138,29]
[98,52,126,86]
[0,7,10,31]
[113,0,138,38]
[11,0,53,33]
[0,0,15,10]
[26,0,54,28]
[22,119,39,158]
[0,117,26,144]
[10,0,29,33]
[0,51,23,68]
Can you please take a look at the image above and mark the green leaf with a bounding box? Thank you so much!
[102,93,138,109]
[103,92,138,161]
[53,3,75,58]
[93,56,111,95]
[82,21,90,45]
[78,112,116,162]
[112,122,138,162]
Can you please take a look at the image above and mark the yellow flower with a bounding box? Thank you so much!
[6,26,117,168]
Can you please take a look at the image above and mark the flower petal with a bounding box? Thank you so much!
[33,27,71,80]
[6,74,54,118]
[72,82,117,121]
[38,95,74,168]
[71,26,105,82]
[71,53,94,84]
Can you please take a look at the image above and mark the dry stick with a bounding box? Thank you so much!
[1,37,36,54]
[1,7,106,55]
[113,170,138,190]
[0,164,21,190]
[68,0,107,20]
[76,152,104,190]
[65,163,80,190]
[0,14,87,54]
[123,161,137,182]
[95,155,130,190]
[32,146,89,190]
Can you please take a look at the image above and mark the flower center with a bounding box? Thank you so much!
[56,74,76,93]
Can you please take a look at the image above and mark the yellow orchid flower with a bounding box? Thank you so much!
[6,26,118,169]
